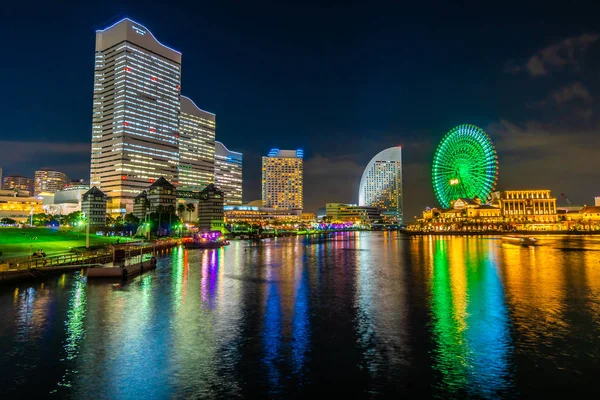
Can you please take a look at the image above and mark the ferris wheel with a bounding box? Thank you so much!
[432,124,498,208]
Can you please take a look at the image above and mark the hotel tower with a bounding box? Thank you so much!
[178,96,216,192]
[358,147,403,223]
[90,18,182,213]
[262,149,303,209]
[214,141,243,205]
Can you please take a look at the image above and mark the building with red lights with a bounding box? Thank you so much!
[90,18,182,214]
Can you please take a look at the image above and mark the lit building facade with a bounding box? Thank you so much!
[147,177,176,213]
[224,205,301,224]
[34,169,68,195]
[3,175,35,194]
[262,149,303,209]
[215,141,243,205]
[198,184,224,231]
[179,96,215,191]
[90,18,182,214]
[81,187,108,227]
[49,188,89,215]
[494,190,557,222]
[358,147,403,223]
[326,203,381,224]
[63,179,89,191]
[0,189,43,222]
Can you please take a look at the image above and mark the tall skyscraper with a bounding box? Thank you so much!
[34,169,68,195]
[262,149,303,209]
[179,96,215,192]
[3,175,35,194]
[214,141,243,205]
[358,147,403,223]
[90,18,182,214]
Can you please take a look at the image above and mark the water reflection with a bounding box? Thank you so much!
[2,234,600,397]
[429,238,511,396]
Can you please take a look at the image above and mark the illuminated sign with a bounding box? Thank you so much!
[449,178,459,185]
[132,26,146,35]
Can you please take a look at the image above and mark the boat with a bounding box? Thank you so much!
[183,231,229,249]
[502,235,538,246]
[87,256,158,279]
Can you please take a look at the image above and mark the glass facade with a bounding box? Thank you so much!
[34,169,68,195]
[262,149,303,209]
[91,18,182,213]
[358,147,403,223]
[179,96,215,192]
[215,141,243,205]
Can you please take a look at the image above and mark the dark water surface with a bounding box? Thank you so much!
[2,232,600,398]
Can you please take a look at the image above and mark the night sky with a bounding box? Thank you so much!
[2,2,600,218]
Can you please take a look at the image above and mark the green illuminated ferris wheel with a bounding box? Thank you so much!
[432,124,498,208]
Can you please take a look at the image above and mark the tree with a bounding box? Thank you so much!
[186,203,195,222]
[106,214,116,226]
[124,213,139,225]
[65,211,83,227]
[32,213,51,226]
[177,204,186,218]
[1,217,17,225]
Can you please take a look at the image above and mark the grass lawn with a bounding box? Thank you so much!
[0,228,125,261]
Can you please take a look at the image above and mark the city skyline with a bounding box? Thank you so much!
[2,3,600,217]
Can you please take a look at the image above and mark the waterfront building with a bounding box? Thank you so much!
[34,169,68,195]
[81,187,107,227]
[358,147,403,223]
[326,203,381,224]
[596,197,600,207]
[147,177,176,213]
[198,184,224,231]
[301,212,316,222]
[581,206,600,221]
[215,141,243,205]
[48,188,89,215]
[179,96,215,192]
[0,168,2,189]
[0,189,43,222]
[223,204,301,225]
[133,191,149,220]
[90,18,182,214]
[494,190,557,223]
[3,175,34,194]
[262,149,303,210]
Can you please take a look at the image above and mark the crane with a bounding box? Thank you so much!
[561,193,572,206]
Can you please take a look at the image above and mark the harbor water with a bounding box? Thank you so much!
[1,232,600,398]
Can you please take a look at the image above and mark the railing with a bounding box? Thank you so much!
[1,239,180,271]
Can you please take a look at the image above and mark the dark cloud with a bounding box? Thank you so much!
[487,120,599,206]
[551,82,592,104]
[0,141,90,178]
[303,154,364,212]
[510,33,598,77]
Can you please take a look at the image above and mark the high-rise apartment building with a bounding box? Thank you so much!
[358,147,403,223]
[3,175,35,194]
[262,149,303,209]
[34,169,68,195]
[215,141,242,205]
[179,96,215,191]
[90,18,182,214]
